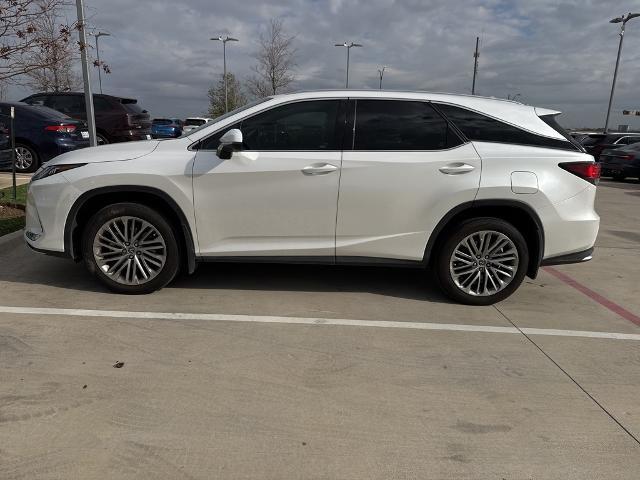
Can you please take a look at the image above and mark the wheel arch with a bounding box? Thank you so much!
[64,186,196,274]
[423,199,544,279]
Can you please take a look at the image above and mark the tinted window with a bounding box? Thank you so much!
[239,100,341,150]
[580,134,606,146]
[94,97,112,112]
[122,102,144,114]
[153,119,172,125]
[437,104,577,151]
[199,122,241,150]
[48,95,84,115]
[23,105,72,120]
[185,118,206,126]
[354,100,460,150]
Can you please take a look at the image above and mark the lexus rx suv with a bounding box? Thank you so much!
[24,91,600,305]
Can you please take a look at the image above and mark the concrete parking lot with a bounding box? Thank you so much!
[0,179,639,479]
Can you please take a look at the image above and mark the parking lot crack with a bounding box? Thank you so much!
[492,304,640,448]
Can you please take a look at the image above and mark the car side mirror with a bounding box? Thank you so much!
[216,128,243,160]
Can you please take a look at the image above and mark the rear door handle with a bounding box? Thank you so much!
[302,163,338,175]
[439,163,475,175]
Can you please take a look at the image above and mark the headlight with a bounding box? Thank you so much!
[31,163,86,182]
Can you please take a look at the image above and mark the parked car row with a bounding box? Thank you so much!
[574,132,640,181]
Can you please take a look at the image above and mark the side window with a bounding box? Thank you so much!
[437,103,577,151]
[240,100,341,150]
[199,122,241,150]
[48,95,85,115]
[628,137,640,146]
[93,97,112,113]
[353,100,461,150]
[25,95,47,106]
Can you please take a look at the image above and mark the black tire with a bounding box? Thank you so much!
[15,143,40,173]
[612,174,626,181]
[81,202,180,294]
[434,217,529,306]
[96,133,109,145]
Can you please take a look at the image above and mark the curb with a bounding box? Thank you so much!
[0,228,23,245]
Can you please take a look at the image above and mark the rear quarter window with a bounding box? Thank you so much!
[436,104,578,151]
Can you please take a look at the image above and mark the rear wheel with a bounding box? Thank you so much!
[435,218,529,305]
[15,143,39,173]
[82,203,180,294]
[96,133,109,145]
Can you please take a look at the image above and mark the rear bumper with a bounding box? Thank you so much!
[540,247,593,266]
[600,163,640,177]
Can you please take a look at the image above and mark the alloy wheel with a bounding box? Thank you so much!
[15,146,33,170]
[449,230,519,297]
[92,216,167,285]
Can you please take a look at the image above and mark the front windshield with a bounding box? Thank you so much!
[179,97,271,138]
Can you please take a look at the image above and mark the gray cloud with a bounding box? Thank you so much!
[10,0,640,128]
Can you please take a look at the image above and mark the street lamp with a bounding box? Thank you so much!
[334,42,362,88]
[378,66,387,89]
[90,31,110,94]
[210,35,239,113]
[604,12,640,132]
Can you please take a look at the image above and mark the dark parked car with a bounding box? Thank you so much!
[0,108,11,170]
[20,92,152,145]
[599,142,640,181]
[151,118,183,138]
[579,133,640,160]
[0,101,89,173]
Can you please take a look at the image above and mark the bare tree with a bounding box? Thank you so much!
[24,0,81,91]
[247,18,296,98]
[0,0,78,82]
[208,72,246,117]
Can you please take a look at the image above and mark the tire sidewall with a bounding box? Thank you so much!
[436,218,529,305]
[82,202,180,294]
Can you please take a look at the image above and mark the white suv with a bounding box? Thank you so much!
[24,90,600,305]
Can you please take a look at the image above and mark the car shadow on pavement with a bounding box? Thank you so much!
[0,236,451,303]
[170,262,451,304]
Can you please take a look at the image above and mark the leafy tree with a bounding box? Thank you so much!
[247,18,296,97]
[0,0,75,82]
[24,0,81,91]
[208,72,246,117]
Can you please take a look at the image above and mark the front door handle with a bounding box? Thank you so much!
[439,163,476,175]
[302,163,338,175]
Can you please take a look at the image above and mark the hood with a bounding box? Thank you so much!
[48,140,160,166]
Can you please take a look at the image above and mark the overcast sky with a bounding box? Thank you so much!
[12,0,640,128]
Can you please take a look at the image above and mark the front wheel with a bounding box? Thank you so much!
[82,203,180,294]
[435,218,529,305]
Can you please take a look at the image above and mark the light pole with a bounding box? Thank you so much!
[378,66,386,89]
[75,0,97,147]
[334,42,362,88]
[210,35,239,113]
[604,12,640,132]
[91,31,110,94]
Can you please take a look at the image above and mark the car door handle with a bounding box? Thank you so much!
[301,163,338,175]
[439,163,476,175]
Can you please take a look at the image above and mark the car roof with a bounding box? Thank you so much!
[24,92,136,102]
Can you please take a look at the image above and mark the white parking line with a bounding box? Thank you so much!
[0,305,639,341]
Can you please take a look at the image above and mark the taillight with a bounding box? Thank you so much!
[45,124,77,133]
[559,162,601,185]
